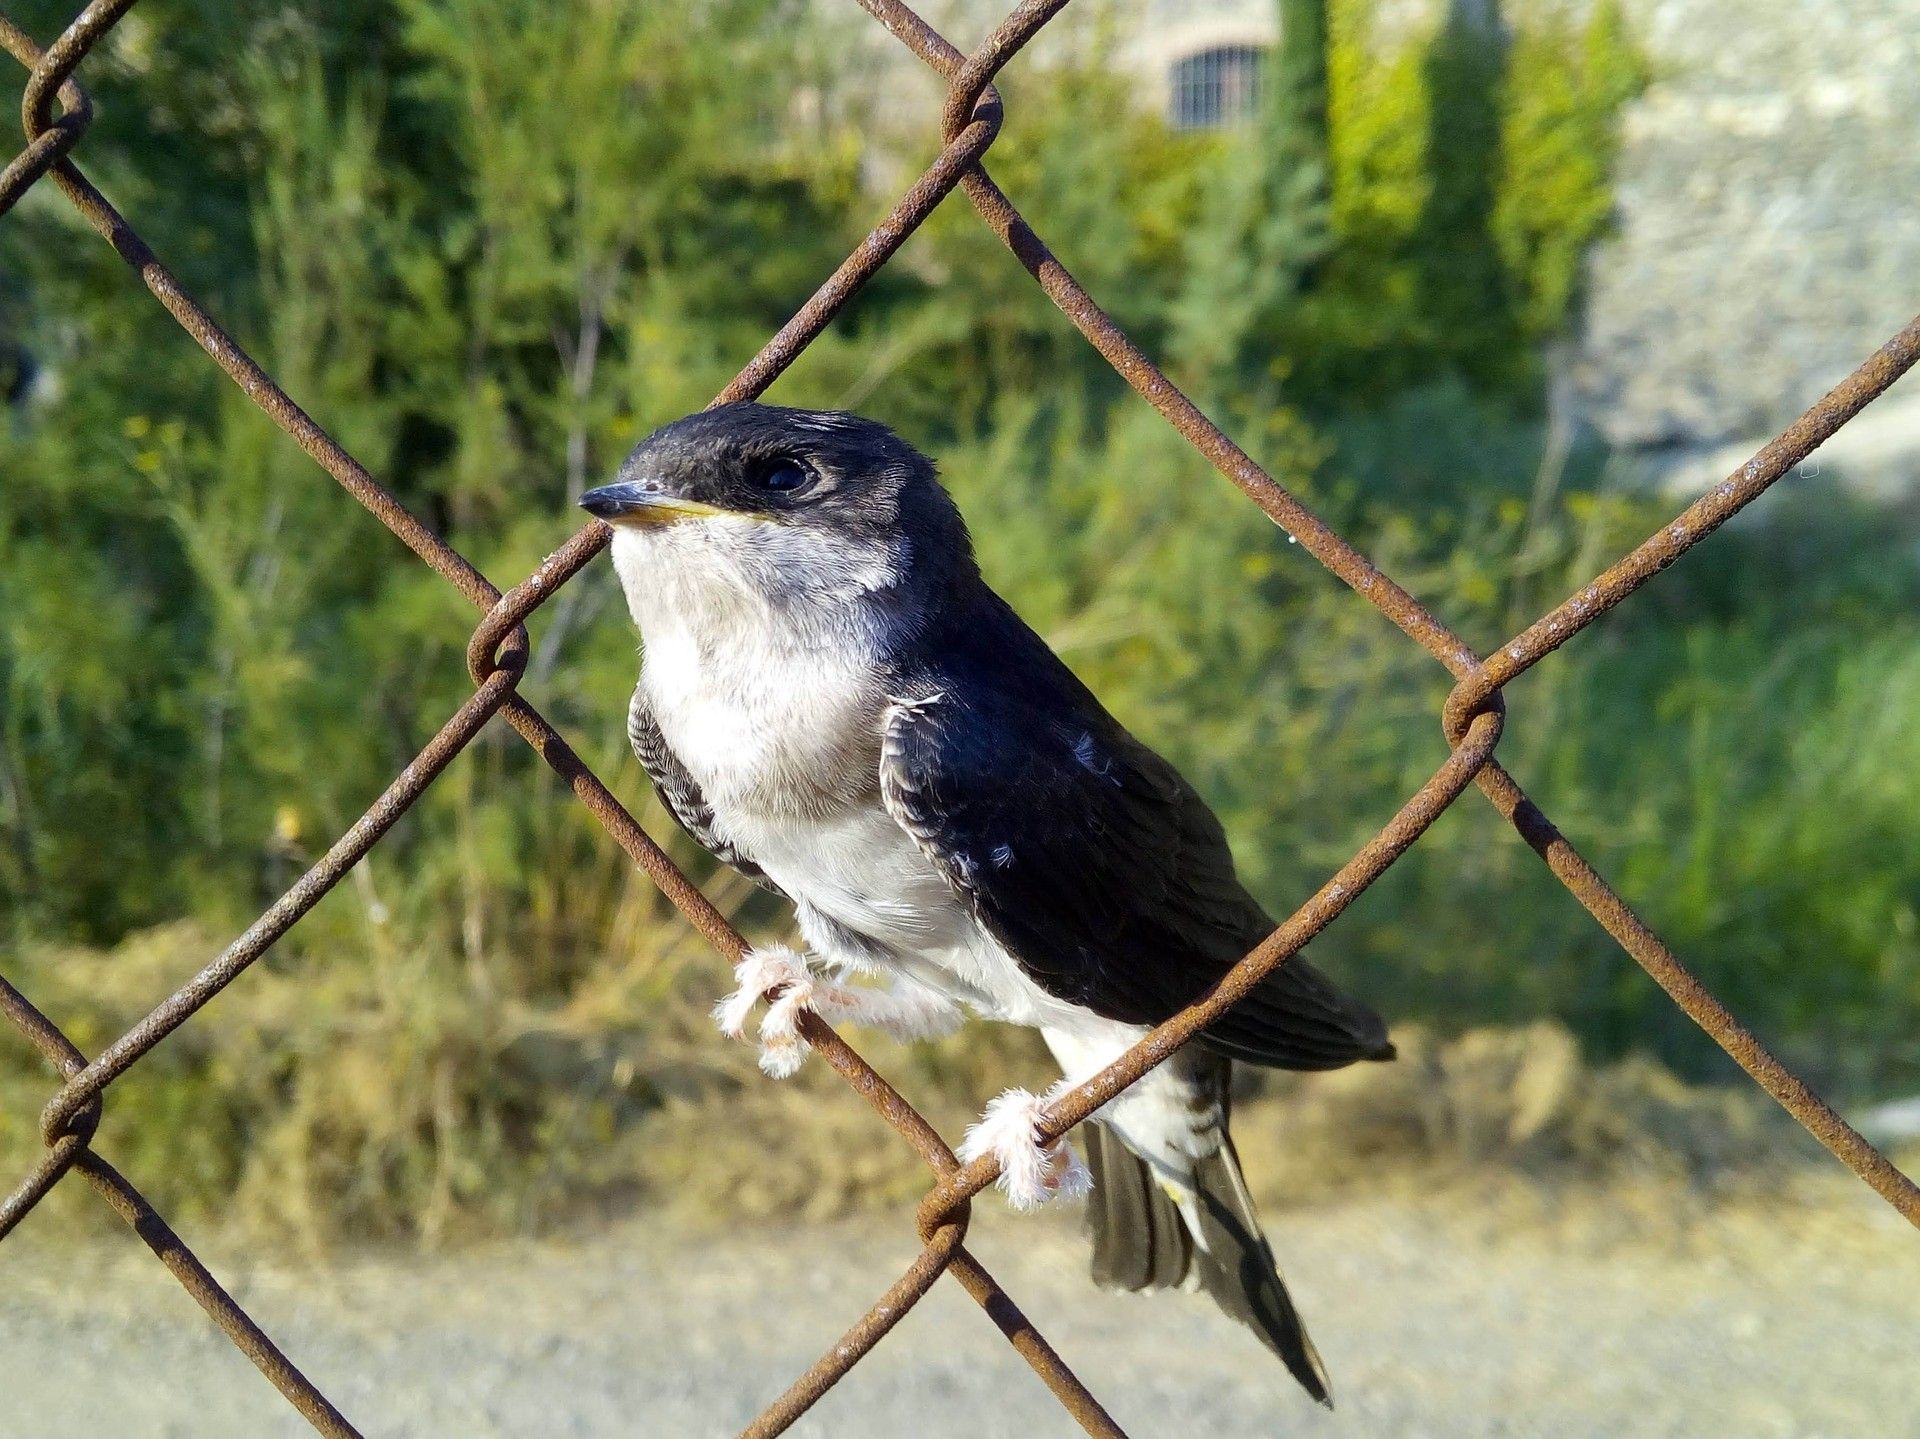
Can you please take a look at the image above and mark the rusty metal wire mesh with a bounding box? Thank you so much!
[5,1,1919,1434]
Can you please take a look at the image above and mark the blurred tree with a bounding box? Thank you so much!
[1168,0,1333,385]
[1409,0,1518,388]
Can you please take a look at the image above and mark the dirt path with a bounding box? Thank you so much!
[3,1181,1917,1438]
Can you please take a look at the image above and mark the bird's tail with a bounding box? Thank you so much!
[1083,1118,1332,1407]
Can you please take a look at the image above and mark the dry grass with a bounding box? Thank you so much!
[1238,1021,1812,1196]
[0,920,1846,1248]
[636,1018,1831,1238]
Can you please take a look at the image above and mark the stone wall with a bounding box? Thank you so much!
[1574,0,1920,452]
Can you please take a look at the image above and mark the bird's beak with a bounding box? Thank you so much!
[580,480,730,528]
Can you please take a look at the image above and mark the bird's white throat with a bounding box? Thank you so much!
[609,524,891,820]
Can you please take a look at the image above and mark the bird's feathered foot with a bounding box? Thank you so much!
[714,944,962,1078]
[713,945,819,1078]
[959,1082,1093,1211]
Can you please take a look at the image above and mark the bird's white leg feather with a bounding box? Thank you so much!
[816,973,965,1043]
[958,1078,1092,1211]
[714,945,964,1078]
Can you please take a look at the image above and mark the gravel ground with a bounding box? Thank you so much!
[4,1180,1917,1438]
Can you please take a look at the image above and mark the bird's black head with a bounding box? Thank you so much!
[583,403,973,616]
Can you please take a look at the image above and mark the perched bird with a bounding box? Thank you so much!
[583,404,1393,1405]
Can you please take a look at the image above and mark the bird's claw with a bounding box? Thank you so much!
[714,946,963,1078]
[958,1084,1092,1211]
[713,945,828,1077]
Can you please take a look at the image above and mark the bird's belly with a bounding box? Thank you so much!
[729,803,1085,1031]
[733,804,971,952]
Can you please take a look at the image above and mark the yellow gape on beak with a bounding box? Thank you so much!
[580,480,737,527]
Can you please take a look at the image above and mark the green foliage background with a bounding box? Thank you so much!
[2,0,1915,1238]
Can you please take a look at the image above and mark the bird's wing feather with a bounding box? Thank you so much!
[879,682,1257,1024]
[627,684,783,895]
[878,609,1388,1068]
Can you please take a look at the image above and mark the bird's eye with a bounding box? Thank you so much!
[754,459,812,494]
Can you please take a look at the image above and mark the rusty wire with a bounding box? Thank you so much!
[2,0,1917,1433]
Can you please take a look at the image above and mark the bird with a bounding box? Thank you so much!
[582,403,1394,1405]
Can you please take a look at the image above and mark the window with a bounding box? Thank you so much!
[1168,45,1265,131]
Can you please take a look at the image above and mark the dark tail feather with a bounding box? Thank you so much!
[1192,1137,1333,1406]
[1083,1121,1333,1407]
[1085,1119,1192,1290]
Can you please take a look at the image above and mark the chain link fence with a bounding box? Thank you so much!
[4,1,1918,1435]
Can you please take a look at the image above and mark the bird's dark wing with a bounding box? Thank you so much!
[627,685,782,895]
[878,603,1387,1070]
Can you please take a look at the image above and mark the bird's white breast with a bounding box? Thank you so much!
[615,525,1095,1036]
[638,619,957,955]
[639,617,876,816]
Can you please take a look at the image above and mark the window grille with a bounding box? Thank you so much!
[1169,44,1264,130]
